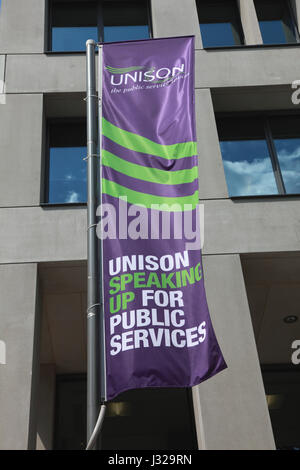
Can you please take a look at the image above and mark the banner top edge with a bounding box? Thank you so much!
[97,35,195,48]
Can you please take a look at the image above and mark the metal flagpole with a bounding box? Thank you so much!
[86,39,100,450]
[97,43,107,406]
[85,39,107,451]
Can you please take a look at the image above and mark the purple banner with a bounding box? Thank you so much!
[100,36,227,401]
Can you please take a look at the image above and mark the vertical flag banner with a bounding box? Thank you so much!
[100,36,227,401]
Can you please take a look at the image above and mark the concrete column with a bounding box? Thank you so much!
[237,0,263,45]
[192,255,275,450]
[195,89,228,199]
[151,0,203,49]
[0,264,40,450]
[0,94,43,207]
[36,364,56,450]
[0,0,46,54]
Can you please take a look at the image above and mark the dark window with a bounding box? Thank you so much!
[216,114,300,197]
[46,120,87,204]
[54,375,198,450]
[51,1,98,52]
[254,0,299,44]
[102,1,150,43]
[49,0,151,52]
[196,0,244,48]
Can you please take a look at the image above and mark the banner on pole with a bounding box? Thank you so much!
[99,36,227,401]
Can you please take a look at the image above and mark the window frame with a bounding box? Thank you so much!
[47,0,153,53]
[43,117,88,206]
[254,0,300,45]
[196,0,245,49]
[216,110,300,198]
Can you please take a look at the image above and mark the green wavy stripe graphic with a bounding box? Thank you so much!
[105,65,145,74]
[102,149,198,185]
[102,178,198,211]
[102,118,197,160]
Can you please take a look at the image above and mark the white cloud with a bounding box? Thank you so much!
[223,158,278,196]
[277,145,300,162]
[276,145,300,193]
[222,143,300,195]
[66,191,80,203]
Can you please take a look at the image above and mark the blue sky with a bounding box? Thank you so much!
[49,147,87,203]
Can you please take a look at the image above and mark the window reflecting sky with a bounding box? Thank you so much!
[52,27,98,52]
[104,25,149,43]
[52,25,150,51]
[200,23,237,47]
[259,20,293,44]
[274,139,300,194]
[49,147,87,203]
[220,140,278,196]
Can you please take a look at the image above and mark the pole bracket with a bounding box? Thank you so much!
[83,95,100,101]
[87,223,98,231]
[83,154,100,161]
[87,302,103,319]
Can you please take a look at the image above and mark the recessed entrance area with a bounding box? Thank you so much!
[36,261,197,450]
[242,252,300,449]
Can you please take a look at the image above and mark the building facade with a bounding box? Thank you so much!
[0,0,299,450]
